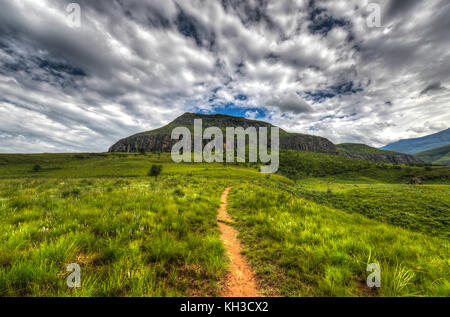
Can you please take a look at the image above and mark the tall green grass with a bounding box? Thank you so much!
[294,182,450,239]
[0,176,230,296]
[0,152,448,297]
[228,184,449,296]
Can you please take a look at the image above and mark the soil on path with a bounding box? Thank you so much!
[217,187,260,297]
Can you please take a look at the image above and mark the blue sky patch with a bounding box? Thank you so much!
[198,102,267,120]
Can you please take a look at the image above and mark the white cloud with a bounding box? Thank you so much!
[0,0,448,152]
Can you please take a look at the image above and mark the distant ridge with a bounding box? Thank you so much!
[414,144,450,165]
[337,143,423,165]
[381,128,450,154]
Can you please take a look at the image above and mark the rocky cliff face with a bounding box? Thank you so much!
[109,134,177,153]
[280,135,336,154]
[336,143,424,165]
[109,132,338,154]
[340,153,423,165]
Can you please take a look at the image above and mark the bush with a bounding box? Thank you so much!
[148,165,163,179]
[32,164,42,172]
[138,148,146,155]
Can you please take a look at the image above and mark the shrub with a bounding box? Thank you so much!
[138,148,146,155]
[32,164,42,172]
[148,165,163,179]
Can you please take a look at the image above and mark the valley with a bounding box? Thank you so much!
[0,151,448,296]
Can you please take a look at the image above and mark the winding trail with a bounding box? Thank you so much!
[217,187,259,297]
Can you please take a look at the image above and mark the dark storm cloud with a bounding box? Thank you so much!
[175,5,216,49]
[221,0,271,25]
[0,0,448,152]
[304,82,363,103]
[384,0,422,20]
[0,2,119,78]
[420,82,446,96]
[307,2,351,36]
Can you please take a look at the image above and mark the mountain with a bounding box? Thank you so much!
[336,143,423,165]
[109,112,423,165]
[381,128,450,154]
[414,144,450,165]
[109,112,337,154]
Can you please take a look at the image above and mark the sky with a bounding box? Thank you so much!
[0,0,449,153]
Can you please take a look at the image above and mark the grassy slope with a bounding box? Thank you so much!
[414,144,450,165]
[229,184,449,296]
[436,154,450,166]
[0,177,227,296]
[0,152,448,296]
[336,143,401,156]
[296,182,450,239]
[278,150,450,183]
[278,150,376,179]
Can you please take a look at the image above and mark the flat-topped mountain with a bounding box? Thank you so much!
[109,112,337,154]
[108,112,423,165]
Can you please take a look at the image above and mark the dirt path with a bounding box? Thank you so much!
[217,187,259,297]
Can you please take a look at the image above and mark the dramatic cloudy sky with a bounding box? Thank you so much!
[0,0,449,153]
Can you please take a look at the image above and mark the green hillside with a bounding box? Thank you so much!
[337,143,400,156]
[335,143,423,164]
[0,152,448,296]
[414,144,450,166]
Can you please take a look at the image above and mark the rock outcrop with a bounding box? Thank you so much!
[109,134,177,153]
[340,153,424,165]
[280,135,336,154]
[336,143,424,165]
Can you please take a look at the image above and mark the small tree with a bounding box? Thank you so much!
[32,164,42,172]
[148,165,162,179]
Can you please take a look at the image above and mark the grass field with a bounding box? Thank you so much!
[0,152,448,296]
[228,184,449,296]
[296,182,450,239]
[0,176,229,296]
